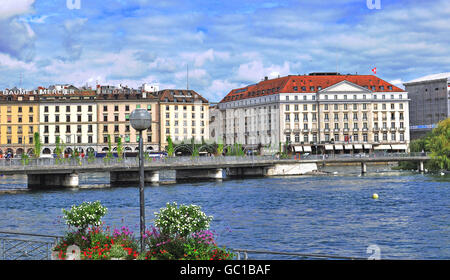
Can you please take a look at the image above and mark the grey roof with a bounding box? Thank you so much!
[404,73,450,84]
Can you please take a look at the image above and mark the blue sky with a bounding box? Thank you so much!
[0,0,449,101]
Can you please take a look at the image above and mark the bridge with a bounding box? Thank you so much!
[0,153,430,189]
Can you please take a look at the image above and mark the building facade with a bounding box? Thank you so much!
[157,89,209,149]
[0,84,209,157]
[217,73,410,154]
[39,89,98,155]
[96,89,160,153]
[0,91,39,156]
[403,73,450,139]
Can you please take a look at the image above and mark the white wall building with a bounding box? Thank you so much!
[217,74,410,154]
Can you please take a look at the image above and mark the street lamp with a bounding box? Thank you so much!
[129,109,152,252]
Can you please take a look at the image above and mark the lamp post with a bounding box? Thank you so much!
[129,109,152,252]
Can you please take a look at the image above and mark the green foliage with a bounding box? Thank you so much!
[154,202,213,238]
[398,118,450,171]
[87,149,96,163]
[426,118,450,170]
[20,153,30,166]
[62,201,108,232]
[109,244,128,259]
[216,141,224,156]
[117,137,124,162]
[103,135,114,164]
[33,132,41,158]
[167,136,174,157]
[192,144,199,158]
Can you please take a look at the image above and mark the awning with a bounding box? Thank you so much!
[391,144,408,150]
[334,144,343,150]
[325,145,334,150]
[374,145,391,150]
[293,146,303,152]
[303,146,312,152]
[354,144,363,149]
[344,144,353,150]
[364,144,372,149]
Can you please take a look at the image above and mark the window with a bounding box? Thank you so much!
[55,106,59,112]
[103,125,108,132]
[88,105,92,112]
[66,115,70,122]
[77,106,82,112]
[44,106,49,113]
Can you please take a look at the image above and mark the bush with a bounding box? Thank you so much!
[154,202,213,238]
[62,201,107,232]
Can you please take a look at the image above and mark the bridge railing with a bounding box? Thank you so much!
[0,153,430,169]
[0,155,279,169]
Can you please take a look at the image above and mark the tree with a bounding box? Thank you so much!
[426,118,450,170]
[117,136,124,162]
[216,141,224,156]
[167,136,174,157]
[55,136,64,164]
[33,132,41,158]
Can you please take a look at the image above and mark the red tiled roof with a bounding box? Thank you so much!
[219,74,404,103]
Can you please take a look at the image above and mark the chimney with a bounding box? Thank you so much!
[264,76,268,81]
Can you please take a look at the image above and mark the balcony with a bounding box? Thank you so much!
[284,129,292,134]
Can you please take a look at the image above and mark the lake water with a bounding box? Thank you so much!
[0,165,448,259]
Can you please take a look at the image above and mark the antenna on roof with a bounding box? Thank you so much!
[186,64,189,90]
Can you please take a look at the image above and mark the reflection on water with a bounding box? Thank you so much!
[0,164,449,259]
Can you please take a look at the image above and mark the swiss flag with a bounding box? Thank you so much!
[372,67,377,74]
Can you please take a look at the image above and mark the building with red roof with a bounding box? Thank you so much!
[214,73,410,154]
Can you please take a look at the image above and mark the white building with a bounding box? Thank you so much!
[39,90,98,155]
[217,73,410,154]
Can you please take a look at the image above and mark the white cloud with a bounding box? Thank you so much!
[236,60,290,83]
[0,0,35,20]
